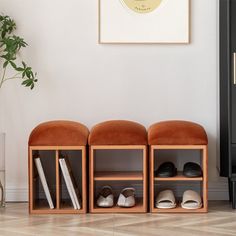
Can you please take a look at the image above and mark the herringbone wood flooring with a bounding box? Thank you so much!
[0,202,236,236]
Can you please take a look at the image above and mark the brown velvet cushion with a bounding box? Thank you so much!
[29,120,89,146]
[148,120,208,145]
[88,120,147,145]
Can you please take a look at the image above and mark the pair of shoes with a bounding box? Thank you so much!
[155,162,202,178]
[97,186,135,208]
[155,190,202,209]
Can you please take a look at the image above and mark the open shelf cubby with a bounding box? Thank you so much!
[89,145,147,213]
[29,146,86,214]
[150,145,208,213]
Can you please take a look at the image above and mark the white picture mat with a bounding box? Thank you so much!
[99,0,190,43]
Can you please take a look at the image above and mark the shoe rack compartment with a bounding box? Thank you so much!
[89,146,147,213]
[29,146,87,214]
[94,181,144,213]
[150,145,208,213]
[32,150,56,211]
[154,181,204,213]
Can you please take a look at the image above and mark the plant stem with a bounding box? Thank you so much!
[0,68,6,89]
[3,76,21,82]
[0,72,21,88]
[3,73,21,82]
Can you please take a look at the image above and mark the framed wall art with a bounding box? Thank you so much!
[99,0,190,44]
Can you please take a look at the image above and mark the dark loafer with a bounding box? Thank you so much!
[155,162,177,177]
[183,162,202,178]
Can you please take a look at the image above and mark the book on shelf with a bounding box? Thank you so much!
[59,158,77,209]
[34,158,54,209]
[64,157,82,209]
[59,157,81,209]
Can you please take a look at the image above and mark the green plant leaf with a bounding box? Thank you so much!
[3,60,8,68]
[0,14,37,90]
[22,71,26,78]
[22,61,26,68]
[26,80,32,87]
[15,67,24,72]
[21,79,29,85]
[9,60,16,69]
[0,15,16,39]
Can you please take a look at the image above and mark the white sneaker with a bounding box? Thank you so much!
[96,186,114,208]
[117,188,135,208]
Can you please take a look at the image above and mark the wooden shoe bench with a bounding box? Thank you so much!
[28,121,89,214]
[148,121,208,213]
[88,121,148,213]
[28,120,208,214]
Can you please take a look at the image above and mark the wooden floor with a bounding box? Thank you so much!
[0,201,236,236]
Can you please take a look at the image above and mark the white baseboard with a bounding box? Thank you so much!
[6,188,28,202]
[5,182,229,202]
[208,181,229,200]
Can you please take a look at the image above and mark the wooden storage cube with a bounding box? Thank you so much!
[150,145,208,213]
[28,120,89,214]
[89,146,147,213]
[29,146,87,214]
[32,150,56,211]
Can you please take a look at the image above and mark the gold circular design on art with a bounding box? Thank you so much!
[121,0,163,14]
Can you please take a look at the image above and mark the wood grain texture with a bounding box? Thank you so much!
[94,171,143,181]
[150,145,208,213]
[90,145,147,213]
[0,202,235,236]
[56,150,60,209]
[29,146,87,214]
[154,172,203,181]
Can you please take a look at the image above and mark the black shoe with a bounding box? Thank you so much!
[155,162,177,177]
[183,162,202,178]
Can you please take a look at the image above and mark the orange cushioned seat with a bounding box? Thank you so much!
[148,120,208,145]
[29,120,89,146]
[88,120,147,145]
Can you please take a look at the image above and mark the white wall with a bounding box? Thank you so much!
[0,0,227,201]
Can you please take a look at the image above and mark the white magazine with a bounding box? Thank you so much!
[34,158,54,209]
[59,159,78,209]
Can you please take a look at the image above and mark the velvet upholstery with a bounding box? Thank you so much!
[29,120,89,146]
[88,120,147,145]
[148,120,208,145]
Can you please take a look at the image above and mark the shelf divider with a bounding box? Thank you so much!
[154,171,203,181]
[94,171,143,181]
[93,198,143,213]
[56,150,60,209]
[152,206,207,213]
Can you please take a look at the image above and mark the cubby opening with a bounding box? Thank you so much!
[29,147,86,214]
[90,146,147,213]
[32,150,56,210]
[94,181,143,211]
[59,150,83,210]
[154,149,202,173]
[150,145,208,213]
[154,181,203,210]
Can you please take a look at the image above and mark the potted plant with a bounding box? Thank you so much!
[0,14,37,207]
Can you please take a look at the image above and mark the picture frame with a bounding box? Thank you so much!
[99,0,190,44]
